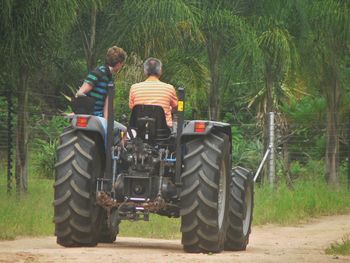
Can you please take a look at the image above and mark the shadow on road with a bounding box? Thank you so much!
[99,239,183,252]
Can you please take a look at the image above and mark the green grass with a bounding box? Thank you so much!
[254,178,350,225]
[326,235,350,256]
[119,215,181,239]
[0,174,54,240]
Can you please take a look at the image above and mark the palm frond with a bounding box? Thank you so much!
[111,0,201,57]
[162,48,209,111]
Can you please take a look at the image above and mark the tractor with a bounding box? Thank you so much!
[54,84,254,253]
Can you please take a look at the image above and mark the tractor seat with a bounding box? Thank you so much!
[129,105,171,141]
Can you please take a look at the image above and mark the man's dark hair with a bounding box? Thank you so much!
[143,57,162,77]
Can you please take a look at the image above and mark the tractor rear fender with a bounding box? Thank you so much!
[180,120,232,152]
[70,114,126,148]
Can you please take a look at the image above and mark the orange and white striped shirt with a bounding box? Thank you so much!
[129,77,178,127]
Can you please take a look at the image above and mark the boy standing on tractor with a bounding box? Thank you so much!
[76,46,127,118]
[129,57,178,128]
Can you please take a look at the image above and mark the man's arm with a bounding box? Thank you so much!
[104,95,109,119]
[170,86,178,108]
[76,82,93,97]
[76,68,101,96]
[129,86,135,109]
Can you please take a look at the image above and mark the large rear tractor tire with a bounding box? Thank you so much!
[54,127,104,247]
[180,132,230,253]
[224,166,254,251]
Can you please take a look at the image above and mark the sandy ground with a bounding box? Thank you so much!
[0,214,350,263]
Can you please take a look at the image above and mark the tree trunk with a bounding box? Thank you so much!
[283,140,294,188]
[280,122,294,188]
[87,4,97,71]
[207,38,221,120]
[325,77,340,187]
[15,66,29,195]
[78,3,97,71]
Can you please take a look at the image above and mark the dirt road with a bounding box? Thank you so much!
[0,214,349,263]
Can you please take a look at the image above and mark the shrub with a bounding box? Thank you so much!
[32,116,68,179]
[33,138,58,179]
[289,160,307,179]
[231,125,263,170]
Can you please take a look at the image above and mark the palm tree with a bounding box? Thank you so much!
[302,0,350,186]
[195,1,258,120]
[232,0,304,184]
[246,0,301,118]
[71,0,116,71]
[111,0,200,58]
[0,0,79,193]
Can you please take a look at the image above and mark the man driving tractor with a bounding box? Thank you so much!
[129,57,178,128]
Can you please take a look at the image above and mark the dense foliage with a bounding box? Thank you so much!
[0,0,349,189]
